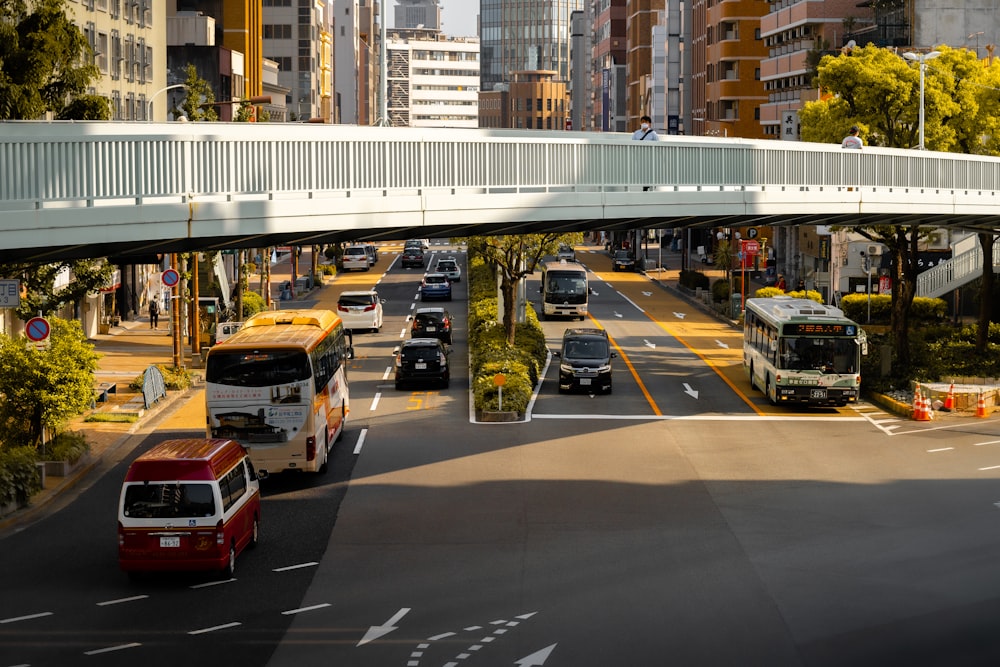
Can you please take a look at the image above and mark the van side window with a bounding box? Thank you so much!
[220,463,247,512]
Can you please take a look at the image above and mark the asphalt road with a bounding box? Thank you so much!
[4,242,1000,667]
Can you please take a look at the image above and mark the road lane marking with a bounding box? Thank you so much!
[370,393,381,411]
[189,622,241,634]
[383,366,392,380]
[530,413,866,421]
[97,595,148,606]
[273,562,319,572]
[84,643,141,655]
[616,291,645,313]
[354,428,368,455]
[980,465,1000,471]
[927,447,953,453]
[586,313,661,416]
[282,603,331,615]
[1,611,53,624]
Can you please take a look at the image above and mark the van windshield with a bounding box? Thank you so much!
[123,482,216,518]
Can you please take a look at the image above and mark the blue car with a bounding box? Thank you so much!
[419,273,452,301]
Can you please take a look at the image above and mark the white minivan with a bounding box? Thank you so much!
[341,245,370,271]
[337,289,385,332]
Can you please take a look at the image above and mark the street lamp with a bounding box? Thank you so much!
[147,84,187,121]
[902,50,941,150]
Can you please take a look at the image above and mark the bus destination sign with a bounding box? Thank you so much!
[785,323,857,336]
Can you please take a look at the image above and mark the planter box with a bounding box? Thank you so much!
[476,410,523,423]
[41,454,89,477]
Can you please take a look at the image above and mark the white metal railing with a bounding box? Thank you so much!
[5,121,1000,207]
[917,239,1000,298]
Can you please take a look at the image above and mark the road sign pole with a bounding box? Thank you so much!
[170,254,182,368]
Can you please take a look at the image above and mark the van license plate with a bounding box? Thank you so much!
[580,378,592,386]
[415,362,427,370]
[160,536,180,548]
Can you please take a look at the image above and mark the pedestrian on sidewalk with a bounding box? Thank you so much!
[775,274,787,291]
[149,299,159,329]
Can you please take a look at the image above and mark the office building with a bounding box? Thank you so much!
[590,0,628,132]
[262,0,333,122]
[480,0,584,93]
[394,0,441,31]
[386,30,479,127]
[334,0,378,124]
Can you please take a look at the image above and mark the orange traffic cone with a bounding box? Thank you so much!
[977,393,988,418]
[913,384,930,421]
[942,384,955,412]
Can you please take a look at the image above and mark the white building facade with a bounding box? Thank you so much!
[386,31,479,127]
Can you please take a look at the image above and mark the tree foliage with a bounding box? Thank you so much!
[0,0,101,120]
[466,233,583,345]
[800,44,1000,370]
[179,63,218,122]
[0,259,114,320]
[0,318,99,449]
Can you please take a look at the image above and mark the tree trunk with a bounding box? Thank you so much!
[976,232,996,353]
[889,225,920,371]
[501,274,518,346]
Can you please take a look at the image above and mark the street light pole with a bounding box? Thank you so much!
[147,84,187,121]
[902,50,941,150]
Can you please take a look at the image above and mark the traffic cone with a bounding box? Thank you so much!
[978,393,988,418]
[912,384,926,421]
[942,384,955,412]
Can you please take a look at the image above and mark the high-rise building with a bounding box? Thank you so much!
[590,0,628,132]
[173,1,264,98]
[262,0,333,122]
[510,70,569,130]
[480,0,584,93]
[334,0,378,125]
[394,0,441,30]
[386,30,479,127]
[625,0,663,128]
[66,0,167,121]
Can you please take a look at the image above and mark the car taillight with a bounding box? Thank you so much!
[306,435,316,461]
[216,520,225,546]
[439,352,446,363]
[442,318,450,327]
[363,304,376,312]
[118,522,124,547]
[337,304,348,312]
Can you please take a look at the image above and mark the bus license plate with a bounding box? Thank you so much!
[810,389,828,399]
[160,536,180,548]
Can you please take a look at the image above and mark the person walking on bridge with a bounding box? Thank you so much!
[841,125,863,149]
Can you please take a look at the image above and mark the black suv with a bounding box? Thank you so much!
[411,307,453,344]
[612,249,635,272]
[394,338,451,389]
[401,244,425,268]
[554,328,616,394]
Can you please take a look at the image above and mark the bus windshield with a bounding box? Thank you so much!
[780,337,856,374]
[546,272,587,297]
[206,350,311,387]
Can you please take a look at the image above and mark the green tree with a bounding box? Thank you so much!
[800,44,1000,369]
[0,0,101,120]
[178,63,218,122]
[0,259,114,320]
[467,233,583,345]
[0,318,99,449]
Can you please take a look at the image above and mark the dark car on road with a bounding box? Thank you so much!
[401,245,425,268]
[411,307,453,344]
[612,249,635,272]
[394,338,451,389]
[553,328,616,394]
[419,273,452,301]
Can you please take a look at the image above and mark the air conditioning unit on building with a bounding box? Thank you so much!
[866,244,883,256]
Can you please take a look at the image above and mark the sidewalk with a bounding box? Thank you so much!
[0,250,325,535]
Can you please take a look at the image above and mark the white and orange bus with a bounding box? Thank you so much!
[204,309,353,477]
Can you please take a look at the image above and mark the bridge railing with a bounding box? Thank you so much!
[5,122,1000,209]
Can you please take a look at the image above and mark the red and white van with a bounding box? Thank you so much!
[118,438,261,578]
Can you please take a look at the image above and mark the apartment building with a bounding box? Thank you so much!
[386,30,479,128]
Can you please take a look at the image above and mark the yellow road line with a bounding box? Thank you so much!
[586,313,663,416]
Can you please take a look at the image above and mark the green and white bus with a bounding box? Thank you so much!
[743,297,867,407]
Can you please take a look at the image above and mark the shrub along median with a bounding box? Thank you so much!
[467,251,547,418]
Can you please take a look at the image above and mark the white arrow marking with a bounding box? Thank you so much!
[715,340,729,349]
[515,643,557,666]
[673,311,686,319]
[614,311,623,318]
[644,339,656,349]
[591,290,599,296]
[642,291,652,296]
[357,607,411,646]
[683,383,699,399]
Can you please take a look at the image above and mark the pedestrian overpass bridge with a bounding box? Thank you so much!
[2,121,1000,296]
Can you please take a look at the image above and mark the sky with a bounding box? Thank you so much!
[435,0,478,37]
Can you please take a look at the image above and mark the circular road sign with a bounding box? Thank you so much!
[25,316,50,342]
[493,373,506,387]
[162,268,180,288]
[747,227,759,239]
